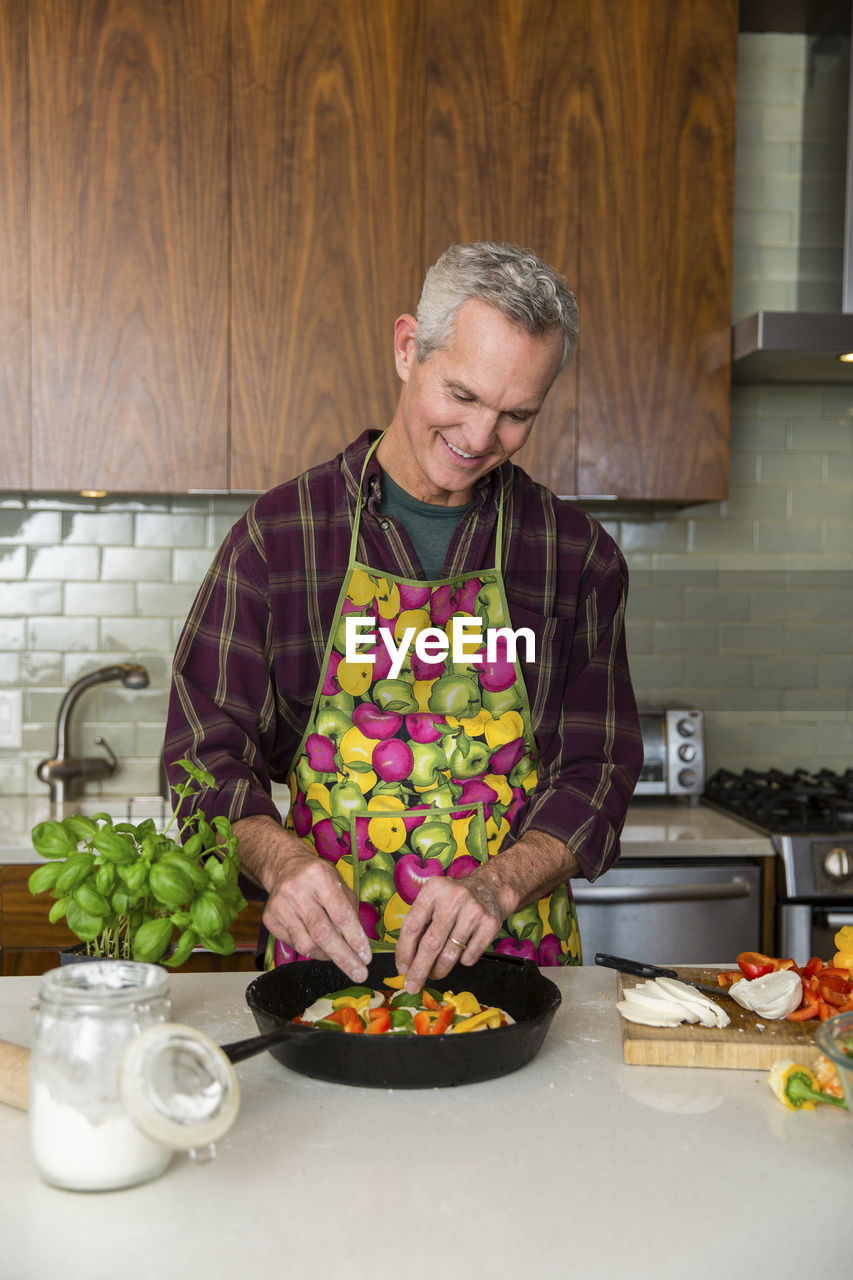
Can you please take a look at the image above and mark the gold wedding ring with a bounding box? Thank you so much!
[450,936,466,949]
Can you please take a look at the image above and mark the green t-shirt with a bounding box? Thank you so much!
[377,468,471,579]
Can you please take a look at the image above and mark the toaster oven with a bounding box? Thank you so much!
[635,708,705,801]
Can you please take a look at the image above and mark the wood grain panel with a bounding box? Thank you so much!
[29,0,228,492]
[617,969,821,1069]
[231,0,425,491]
[424,0,583,495]
[0,0,29,487]
[0,864,263,975]
[578,0,736,500]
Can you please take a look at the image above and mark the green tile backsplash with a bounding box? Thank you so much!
[0,34,851,797]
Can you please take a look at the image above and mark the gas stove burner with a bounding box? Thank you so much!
[705,767,853,835]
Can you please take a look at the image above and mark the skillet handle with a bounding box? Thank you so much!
[220,1025,305,1065]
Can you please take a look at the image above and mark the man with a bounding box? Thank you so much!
[165,241,642,993]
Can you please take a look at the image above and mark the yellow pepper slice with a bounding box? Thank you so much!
[452,1007,503,1034]
[333,993,372,1014]
[443,990,481,1017]
[383,974,407,990]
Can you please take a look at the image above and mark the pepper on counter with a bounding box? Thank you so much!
[767,1061,847,1112]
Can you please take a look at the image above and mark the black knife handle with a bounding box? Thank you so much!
[593,953,678,981]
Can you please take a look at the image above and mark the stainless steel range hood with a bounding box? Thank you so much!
[732,15,853,383]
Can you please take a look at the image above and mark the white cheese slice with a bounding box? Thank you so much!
[616,999,684,1027]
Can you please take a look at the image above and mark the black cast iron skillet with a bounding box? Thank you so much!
[221,951,562,1089]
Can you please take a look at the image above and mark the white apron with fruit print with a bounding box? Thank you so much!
[265,436,580,968]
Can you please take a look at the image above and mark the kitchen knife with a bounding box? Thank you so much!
[594,952,734,998]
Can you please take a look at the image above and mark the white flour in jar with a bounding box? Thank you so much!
[30,1080,171,1191]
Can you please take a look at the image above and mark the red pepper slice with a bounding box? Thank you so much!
[413,1011,431,1035]
[737,951,776,980]
[366,1007,391,1035]
[421,990,440,1011]
[327,1007,364,1034]
[800,956,824,979]
[429,1004,456,1035]
[717,971,743,987]
[817,968,853,992]
[787,986,820,1021]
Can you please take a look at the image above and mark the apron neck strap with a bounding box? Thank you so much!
[350,432,505,572]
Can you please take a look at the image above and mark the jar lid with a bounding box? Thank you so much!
[119,1023,240,1151]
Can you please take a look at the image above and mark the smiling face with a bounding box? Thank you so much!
[377,298,564,505]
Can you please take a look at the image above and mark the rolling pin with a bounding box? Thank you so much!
[0,1039,30,1110]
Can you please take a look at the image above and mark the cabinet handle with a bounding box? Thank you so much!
[572,879,750,905]
[825,911,853,928]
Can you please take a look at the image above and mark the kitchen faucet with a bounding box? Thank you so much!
[36,663,150,806]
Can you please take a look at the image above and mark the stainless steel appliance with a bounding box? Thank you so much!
[634,708,705,801]
[704,768,853,960]
[573,859,762,966]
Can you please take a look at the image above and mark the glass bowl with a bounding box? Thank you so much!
[814,1011,853,1112]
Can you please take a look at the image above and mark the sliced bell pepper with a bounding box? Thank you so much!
[413,1011,431,1035]
[429,1004,456,1035]
[786,985,820,1021]
[421,989,440,1011]
[767,1061,847,1111]
[366,1007,391,1035]
[736,951,776,979]
[452,1007,503,1034]
[716,970,743,987]
[800,956,824,979]
[327,1006,364,1033]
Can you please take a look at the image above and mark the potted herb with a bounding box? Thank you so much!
[28,760,246,967]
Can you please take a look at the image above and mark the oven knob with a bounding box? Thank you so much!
[676,718,698,737]
[678,768,697,789]
[822,846,852,882]
[678,743,696,762]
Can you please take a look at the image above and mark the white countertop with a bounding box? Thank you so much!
[0,796,773,865]
[0,968,846,1280]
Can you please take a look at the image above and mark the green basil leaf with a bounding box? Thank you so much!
[191,891,226,938]
[28,863,62,895]
[132,916,173,964]
[149,860,194,908]
[66,814,98,842]
[72,882,111,917]
[197,931,235,956]
[48,896,69,924]
[92,827,136,864]
[66,899,104,942]
[31,821,77,859]
[163,928,198,968]
[54,852,96,893]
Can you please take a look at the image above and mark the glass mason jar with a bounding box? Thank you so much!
[29,961,173,1191]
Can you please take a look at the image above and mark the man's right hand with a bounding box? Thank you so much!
[232,815,372,982]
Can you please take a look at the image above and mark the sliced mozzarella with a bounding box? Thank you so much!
[729,969,802,1019]
[622,985,701,1023]
[616,999,684,1028]
[653,977,730,1029]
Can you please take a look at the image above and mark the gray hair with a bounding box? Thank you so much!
[414,241,579,369]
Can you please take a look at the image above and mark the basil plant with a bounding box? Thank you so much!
[29,759,246,966]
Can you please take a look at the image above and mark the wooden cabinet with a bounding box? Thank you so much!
[576,0,736,500]
[230,0,425,489]
[1,0,735,500]
[27,0,229,493]
[424,0,583,497]
[0,0,29,489]
[0,865,263,976]
[425,0,735,501]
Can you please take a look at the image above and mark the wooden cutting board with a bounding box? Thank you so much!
[617,968,822,1070]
